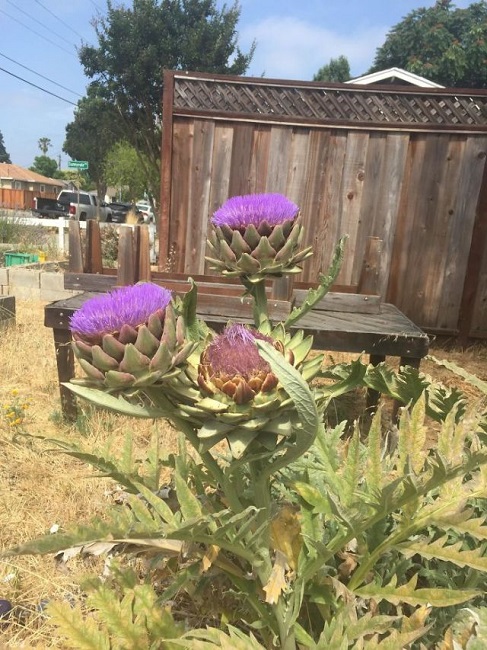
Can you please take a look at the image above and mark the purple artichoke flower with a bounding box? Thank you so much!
[207,193,312,280]
[70,283,172,343]
[198,323,286,405]
[69,283,194,390]
[212,193,299,229]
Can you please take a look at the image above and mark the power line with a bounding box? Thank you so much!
[89,0,103,11]
[0,8,76,58]
[0,51,83,97]
[6,0,70,47]
[0,66,77,106]
[33,0,85,41]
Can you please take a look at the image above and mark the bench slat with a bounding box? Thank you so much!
[293,290,381,314]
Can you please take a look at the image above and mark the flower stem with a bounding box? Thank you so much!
[173,416,245,513]
[241,277,270,330]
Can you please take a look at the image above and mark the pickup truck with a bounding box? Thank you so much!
[32,190,113,221]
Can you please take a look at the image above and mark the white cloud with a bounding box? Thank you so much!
[240,16,389,81]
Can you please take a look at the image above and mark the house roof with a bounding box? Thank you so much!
[347,67,444,88]
[0,162,61,186]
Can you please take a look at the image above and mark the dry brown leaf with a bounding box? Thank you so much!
[270,504,301,571]
[201,544,220,572]
[263,549,289,604]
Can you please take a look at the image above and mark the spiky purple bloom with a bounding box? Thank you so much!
[70,283,172,340]
[206,324,273,377]
[212,193,299,229]
[198,324,281,404]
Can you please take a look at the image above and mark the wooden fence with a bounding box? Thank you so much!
[159,71,487,340]
[0,188,57,210]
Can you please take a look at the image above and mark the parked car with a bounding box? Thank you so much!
[32,190,112,221]
[107,202,143,224]
[136,200,156,223]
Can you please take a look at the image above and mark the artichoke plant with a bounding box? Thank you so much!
[69,283,194,390]
[207,193,313,282]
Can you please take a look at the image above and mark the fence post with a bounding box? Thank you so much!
[58,219,66,253]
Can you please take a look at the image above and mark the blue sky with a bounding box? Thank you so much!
[0,0,473,169]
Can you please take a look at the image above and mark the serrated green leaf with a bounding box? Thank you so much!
[294,482,330,514]
[178,625,268,649]
[368,625,432,650]
[342,425,360,506]
[430,356,487,395]
[356,574,479,607]
[174,468,203,521]
[398,535,487,572]
[408,392,427,474]
[366,407,383,493]
[132,481,176,525]
[126,494,159,529]
[46,600,111,650]
[256,340,318,444]
[347,613,402,641]
[284,235,347,328]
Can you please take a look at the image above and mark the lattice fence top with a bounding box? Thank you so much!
[171,73,487,130]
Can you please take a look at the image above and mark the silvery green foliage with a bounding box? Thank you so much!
[9,387,487,648]
[6,225,487,647]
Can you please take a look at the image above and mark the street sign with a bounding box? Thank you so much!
[68,160,89,170]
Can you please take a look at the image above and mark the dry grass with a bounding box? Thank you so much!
[1,301,487,647]
[0,300,179,648]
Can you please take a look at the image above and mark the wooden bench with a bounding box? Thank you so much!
[44,223,429,419]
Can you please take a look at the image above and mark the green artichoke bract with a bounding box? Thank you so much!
[69,283,194,390]
[167,323,324,459]
[207,193,313,281]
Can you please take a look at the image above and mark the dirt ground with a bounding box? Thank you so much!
[0,300,486,647]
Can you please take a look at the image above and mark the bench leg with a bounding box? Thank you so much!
[366,354,385,413]
[52,327,77,421]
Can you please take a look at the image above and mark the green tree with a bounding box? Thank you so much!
[370,0,487,87]
[38,137,51,155]
[64,86,125,199]
[0,130,11,163]
[104,141,148,201]
[79,0,255,205]
[29,155,58,178]
[313,55,351,82]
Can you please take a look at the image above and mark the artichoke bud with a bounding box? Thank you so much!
[208,193,311,280]
[189,325,286,454]
[69,283,192,390]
